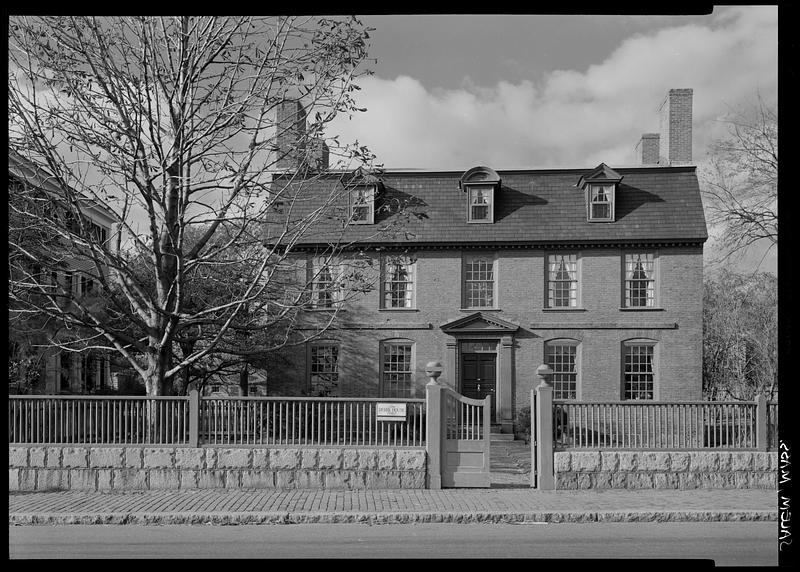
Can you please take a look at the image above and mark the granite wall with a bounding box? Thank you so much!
[8,446,427,492]
[555,451,778,489]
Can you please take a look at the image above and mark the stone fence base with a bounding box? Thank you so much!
[555,451,778,490]
[8,446,427,492]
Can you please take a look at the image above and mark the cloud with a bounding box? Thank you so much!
[328,6,777,171]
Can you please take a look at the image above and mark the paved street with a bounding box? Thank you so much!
[8,522,779,564]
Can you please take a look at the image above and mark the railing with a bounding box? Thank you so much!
[552,399,772,451]
[200,397,426,447]
[9,394,426,448]
[8,395,190,445]
[767,402,779,450]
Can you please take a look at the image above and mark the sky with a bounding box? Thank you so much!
[326,8,779,273]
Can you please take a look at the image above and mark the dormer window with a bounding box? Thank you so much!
[577,163,623,223]
[459,165,501,224]
[351,185,375,224]
[589,185,614,221]
[468,187,493,222]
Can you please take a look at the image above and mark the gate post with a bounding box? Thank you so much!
[534,364,555,490]
[188,389,200,448]
[425,362,444,489]
[755,394,767,452]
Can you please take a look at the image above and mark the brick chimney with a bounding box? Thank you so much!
[658,88,693,165]
[635,133,660,165]
[275,100,329,172]
[275,100,307,171]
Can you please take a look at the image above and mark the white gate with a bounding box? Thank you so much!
[441,387,491,487]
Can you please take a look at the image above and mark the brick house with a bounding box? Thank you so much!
[8,151,119,395]
[278,90,710,436]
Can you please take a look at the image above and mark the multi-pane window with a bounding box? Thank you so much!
[383,255,414,309]
[464,256,495,308]
[89,222,108,243]
[382,342,414,397]
[65,271,73,299]
[589,185,613,221]
[311,257,338,309]
[624,253,656,307]
[547,254,578,308]
[60,353,71,391]
[468,187,493,222]
[351,186,375,224]
[80,274,95,296]
[545,342,578,400]
[624,344,655,400]
[310,344,339,396]
[81,352,108,393]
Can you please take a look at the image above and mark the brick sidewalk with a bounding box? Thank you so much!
[9,488,778,525]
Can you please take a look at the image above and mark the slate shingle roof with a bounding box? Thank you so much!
[273,165,708,247]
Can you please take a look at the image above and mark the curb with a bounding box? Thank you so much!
[9,510,777,526]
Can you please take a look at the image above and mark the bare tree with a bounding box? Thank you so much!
[703,269,777,401]
[701,94,777,267]
[8,16,390,396]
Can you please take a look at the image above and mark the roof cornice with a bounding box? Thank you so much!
[282,239,707,252]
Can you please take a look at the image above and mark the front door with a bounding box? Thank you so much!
[461,353,497,422]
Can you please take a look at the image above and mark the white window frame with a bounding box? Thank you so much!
[544,339,580,400]
[462,253,497,309]
[546,253,580,308]
[622,340,658,400]
[623,252,658,308]
[381,254,416,309]
[466,185,494,223]
[350,185,375,224]
[308,342,340,397]
[310,255,340,310]
[588,184,614,222]
[380,340,415,398]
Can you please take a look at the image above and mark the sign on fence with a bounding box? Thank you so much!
[376,403,407,422]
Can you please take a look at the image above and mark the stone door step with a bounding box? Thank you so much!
[490,433,516,441]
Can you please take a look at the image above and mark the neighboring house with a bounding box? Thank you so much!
[270,88,708,434]
[8,151,119,395]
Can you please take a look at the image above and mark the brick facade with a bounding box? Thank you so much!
[278,244,704,427]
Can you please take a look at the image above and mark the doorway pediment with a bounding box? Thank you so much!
[440,312,519,335]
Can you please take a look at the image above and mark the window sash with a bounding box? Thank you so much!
[547,254,578,308]
[624,253,656,307]
[589,185,613,220]
[624,345,654,400]
[464,257,494,307]
[312,258,338,309]
[468,188,492,221]
[546,343,578,400]
[384,257,414,308]
[351,187,375,223]
[310,344,339,396]
[382,343,413,398]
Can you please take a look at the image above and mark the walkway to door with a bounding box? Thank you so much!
[490,437,532,488]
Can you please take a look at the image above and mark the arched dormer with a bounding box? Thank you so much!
[458,166,501,224]
[576,163,623,223]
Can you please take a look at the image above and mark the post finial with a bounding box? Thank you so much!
[425,361,443,385]
[536,363,553,388]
